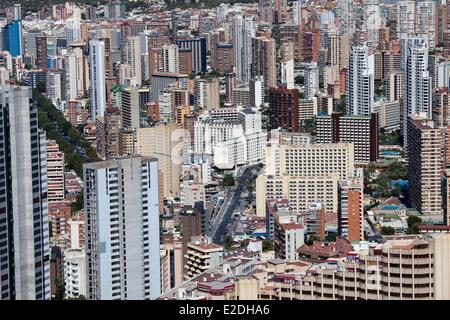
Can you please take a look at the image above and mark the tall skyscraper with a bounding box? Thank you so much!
[403,37,432,149]
[397,0,416,41]
[66,7,81,44]
[407,116,447,219]
[97,107,122,160]
[416,1,437,49]
[292,0,302,25]
[0,85,50,300]
[89,40,106,119]
[346,45,374,116]
[251,37,277,91]
[233,15,256,84]
[1,20,23,57]
[84,156,161,300]
[124,36,142,86]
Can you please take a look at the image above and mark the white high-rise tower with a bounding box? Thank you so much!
[346,45,375,116]
[89,40,106,119]
[403,37,432,149]
[0,85,50,300]
[84,156,161,300]
[233,15,256,84]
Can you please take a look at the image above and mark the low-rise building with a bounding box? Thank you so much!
[184,237,224,280]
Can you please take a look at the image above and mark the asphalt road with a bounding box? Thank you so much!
[210,164,260,244]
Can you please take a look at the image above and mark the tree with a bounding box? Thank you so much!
[71,190,84,214]
[305,234,321,246]
[262,240,273,252]
[245,180,255,193]
[240,239,250,248]
[381,226,395,235]
[36,81,46,93]
[224,235,233,251]
[335,97,346,115]
[406,215,422,234]
[222,173,235,188]
[390,188,400,197]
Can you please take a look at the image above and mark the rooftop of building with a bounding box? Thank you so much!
[84,156,158,169]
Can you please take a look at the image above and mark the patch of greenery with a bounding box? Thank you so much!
[406,215,422,234]
[366,161,407,198]
[71,190,84,214]
[34,90,100,177]
[379,129,400,145]
[240,239,250,248]
[224,235,233,251]
[222,173,235,188]
[381,226,395,235]
[305,234,321,246]
[262,239,272,252]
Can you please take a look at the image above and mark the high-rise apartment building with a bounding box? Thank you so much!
[251,37,277,91]
[299,62,320,99]
[162,44,179,74]
[233,15,256,84]
[346,45,375,116]
[317,112,379,164]
[337,178,364,241]
[433,88,450,128]
[397,0,416,41]
[0,85,50,300]
[257,235,450,300]
[416,1,437,49]
[135,124,182,198]
[89,40,106,119]
[102,107,122,160]
[121,86,140,129]
[256,140,355,216]
[268,87,299,133]
[407,116,447,219]
[35,36,47,70]
[194,77,220,111]
[212,43,233,74]
[274,214,305,261]
[403,37,432,149]
[176,37,207,74]
[46,140,65,202]
[386,71,404,102]
[124,36,142,86]
[1,20,22,58]
[183,237,223,280]
[84,156,161,300]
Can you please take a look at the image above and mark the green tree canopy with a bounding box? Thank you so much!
[262,240,273,252]
[222,173,235,188]
[406,215,422,234]
[381,226,395,235]
[224,235,233,251]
